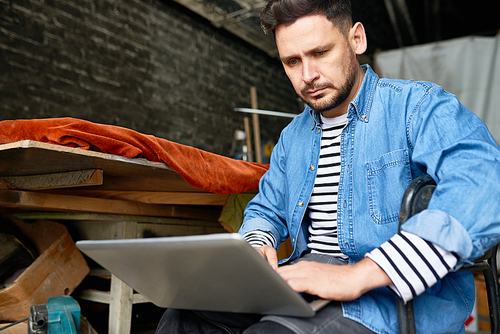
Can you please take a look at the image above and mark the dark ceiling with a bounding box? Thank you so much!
[173,0,500,58]
[353,0,500,55]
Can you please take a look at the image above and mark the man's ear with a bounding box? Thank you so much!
[349,22,367,55]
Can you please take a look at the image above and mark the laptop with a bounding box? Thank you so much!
[76,233,330,317]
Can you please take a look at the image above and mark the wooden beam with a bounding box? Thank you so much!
[251,87,262,164]
[395,0,418,45]
[7,212,226,228]
[108,221,135,334]
[1,169,103,190]
[383,0,404,47]
[76,268,150,305]
[42,190,229,206]
[0,190,221,221]
[75,289,150,305]
[244,116,253,162]
[171,0,278,57]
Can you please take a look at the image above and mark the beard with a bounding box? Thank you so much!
[299,58,358,114]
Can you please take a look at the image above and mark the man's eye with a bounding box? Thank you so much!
[289,59,298,65]
[316,51,325,56]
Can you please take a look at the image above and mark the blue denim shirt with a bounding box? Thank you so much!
[239,65,500,334]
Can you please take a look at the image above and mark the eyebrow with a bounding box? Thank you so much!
[280,55,295,63]
[280,42,334,63]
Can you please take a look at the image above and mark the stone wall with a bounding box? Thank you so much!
[0,0,301,157]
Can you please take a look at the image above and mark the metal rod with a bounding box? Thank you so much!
[235,107,298,118]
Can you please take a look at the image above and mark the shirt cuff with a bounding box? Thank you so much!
[243,230,277,249]
[366,231,458,303]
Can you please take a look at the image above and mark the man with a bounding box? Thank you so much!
[157,0,500,333]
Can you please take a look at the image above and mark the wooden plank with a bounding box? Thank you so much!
[62,220,226,241]
[7,212,225,228]
[108,221,136,334]
[75,290,150,305]
[0,140,165,167]
[0,231,89,321]
[135,222,227,238]
[0,141,203,193]
[1,169,103,190]
[7,214,228,242]
[76,290,111,304]
[251,87,262,164]
[0,190,222,221]
[45,190,229,205]
[109,274,133,334]
[244,116,253,162]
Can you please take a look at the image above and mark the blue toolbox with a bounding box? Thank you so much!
[28,296,81,334]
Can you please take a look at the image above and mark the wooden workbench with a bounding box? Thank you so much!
[0,140,231,333]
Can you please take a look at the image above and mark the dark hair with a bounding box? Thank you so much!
[261,0,352,36]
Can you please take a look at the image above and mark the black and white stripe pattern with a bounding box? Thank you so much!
[243,230,277,248]
[307,114,348,258]
[366,231,458,302]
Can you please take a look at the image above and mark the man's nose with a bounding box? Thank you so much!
[302,60,319,84]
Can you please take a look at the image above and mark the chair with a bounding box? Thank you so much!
[396,174,500,334]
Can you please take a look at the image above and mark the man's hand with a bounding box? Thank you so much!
[277,257,392,301]
[254,245,278,270]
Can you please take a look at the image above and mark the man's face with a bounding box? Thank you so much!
[275,15,362,118]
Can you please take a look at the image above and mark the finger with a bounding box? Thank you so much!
[277,263,306,280]
[254,245,278,270]
[277,261,309,275]
[263,246,278,270]
[277,266,309,292]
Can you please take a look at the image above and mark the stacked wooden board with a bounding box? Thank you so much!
[0,140,230,220]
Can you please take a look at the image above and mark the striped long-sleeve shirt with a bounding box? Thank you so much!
[306,114,347,259]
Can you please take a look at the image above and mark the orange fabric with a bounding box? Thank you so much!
[0,118,269,194]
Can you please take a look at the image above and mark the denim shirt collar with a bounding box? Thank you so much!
[307,106,321,129]
[350,64,379,123]
[307,64,379,124]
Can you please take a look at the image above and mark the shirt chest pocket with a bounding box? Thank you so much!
[365,149,412,225]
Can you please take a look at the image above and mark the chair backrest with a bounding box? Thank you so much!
[397,174,500,334]
[398,174,436,229]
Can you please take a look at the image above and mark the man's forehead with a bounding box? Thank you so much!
[275,15,341,55]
